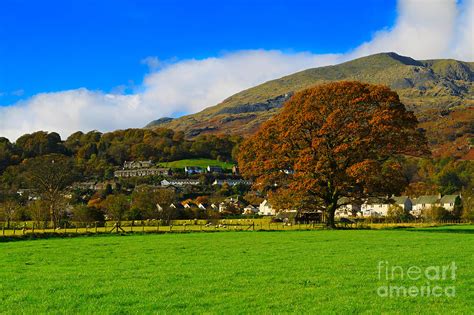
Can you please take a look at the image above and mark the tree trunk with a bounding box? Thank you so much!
[326,208,336,229]
[50,204,55,229]
[325,200,338,229]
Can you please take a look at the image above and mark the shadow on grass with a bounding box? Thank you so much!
[407,228,474,234]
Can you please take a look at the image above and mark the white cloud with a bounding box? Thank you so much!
[451,0,474,60]
[350,0,457,60]
[0,89,143,140]
[140,56,161,71]
[141,50,341,115]
[0,0,472,141]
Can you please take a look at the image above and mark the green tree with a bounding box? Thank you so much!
[71,204,104,223]
[103,194,130,223]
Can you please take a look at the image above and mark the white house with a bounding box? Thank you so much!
[360,196,413,217]
[439,195,460,211]
[197,203,208,210]
[218,202,227,213]
[259,199,276,216]
[206,166,223,173]
[335,197,361,217]
[161,179,200,187]
[212,179,253,186]
[392,196,412,212]
[411,195,439,216]
[243,205,259,215]
[360,198,389,217]
[184,166,203,175]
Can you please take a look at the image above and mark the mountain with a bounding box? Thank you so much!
[145,117,174,128]
[149,52,474,157]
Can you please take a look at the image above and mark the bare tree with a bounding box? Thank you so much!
[0,200,21,228]
[23,154,77,228]
[28,200,49,228]
[155,189,177,225]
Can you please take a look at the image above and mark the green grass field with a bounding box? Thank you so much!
[159,158,234,169]
[1,226,473,314]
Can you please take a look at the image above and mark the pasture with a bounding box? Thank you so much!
[1,226,473,314]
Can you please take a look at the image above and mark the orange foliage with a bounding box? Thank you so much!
[237,81,429,227]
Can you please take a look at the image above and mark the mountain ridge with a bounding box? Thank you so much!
[147,52,474,158]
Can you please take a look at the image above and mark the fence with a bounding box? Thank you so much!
[0,220,326,238]
[0,219,471,239]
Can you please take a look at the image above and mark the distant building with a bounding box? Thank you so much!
[114,160,170,178]
[206,166,223,173]
[243,204,259,215]
[360,198,390,217]
[232,165,240,175]
[169,203,185,210]
[411,195,440,216]
[115,168,170,178]
[123,160,153,169]
[392,196,412,212]
[184,166,203,175]
[218,202,227,213]
[335,198,361,217]
[161,179,200,187]
[259,199,276,216]
[360,196,412,217]
[212,179,253,186]
[439,195,461,211]
[197,203,208,210]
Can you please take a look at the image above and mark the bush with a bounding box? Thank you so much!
[422,206,453,222]
[387,204,411,222]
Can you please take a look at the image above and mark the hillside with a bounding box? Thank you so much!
[149,52,474,158]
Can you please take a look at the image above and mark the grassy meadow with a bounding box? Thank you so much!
[1,226,473,314]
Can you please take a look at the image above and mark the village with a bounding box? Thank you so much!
[48,160,463,223]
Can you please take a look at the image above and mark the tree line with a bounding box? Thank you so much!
[0,128,242,180]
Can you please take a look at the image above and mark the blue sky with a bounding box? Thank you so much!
[0,0,397,104]
[0,0,472,140]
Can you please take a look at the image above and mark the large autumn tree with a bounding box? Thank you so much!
[238,81,429,228]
